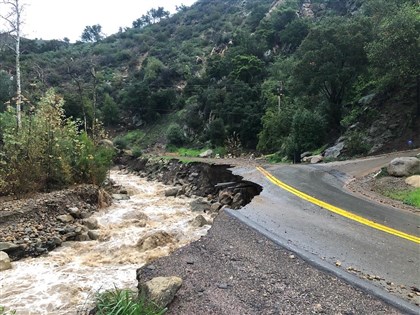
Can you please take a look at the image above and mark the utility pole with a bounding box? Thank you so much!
[277,81,283,113]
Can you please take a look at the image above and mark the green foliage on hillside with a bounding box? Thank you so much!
[0,0,419,163]
[0,89,114,196]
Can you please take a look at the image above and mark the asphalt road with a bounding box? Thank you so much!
[231,153,420,308]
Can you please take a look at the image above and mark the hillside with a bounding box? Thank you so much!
[1,0,419,160]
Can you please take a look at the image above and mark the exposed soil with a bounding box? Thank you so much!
[345,171,419,215]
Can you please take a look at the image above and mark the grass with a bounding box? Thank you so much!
[94,288,166,315]
[0,306,16,315]
[386,188,420,208]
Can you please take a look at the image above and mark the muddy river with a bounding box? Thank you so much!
[0,170,211,314]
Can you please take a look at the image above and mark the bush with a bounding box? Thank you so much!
[166,123,186,146]
[113,136,128,150]
[94,288,166,315]
[0,89,114,195]
[345,131,371,156]
[283,109,326,159]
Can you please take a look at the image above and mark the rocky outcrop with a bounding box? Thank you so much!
[139,276,182,308]
[387,157,420,177]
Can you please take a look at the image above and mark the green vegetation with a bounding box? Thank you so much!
[0,305,16,315]
[94,288,166,315]
[0,89,114,196]
[1,0,418,169]
[385,188,420,208]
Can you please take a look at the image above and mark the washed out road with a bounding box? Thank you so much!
[231,153,420,308]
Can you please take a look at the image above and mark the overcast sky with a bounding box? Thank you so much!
[18,0,196,42]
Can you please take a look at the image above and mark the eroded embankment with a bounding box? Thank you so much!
[118,156,262,210]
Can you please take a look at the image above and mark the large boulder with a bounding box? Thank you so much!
[405,175,420,188]
[190,215,209,228]
[136,231,173,252]
[0,251,12,271]
[82,217,99,230]
[0,242,19,252]
[324,142,345,159]
[387,157,420,177]
[189,198,211,212]
[139,276,182,308]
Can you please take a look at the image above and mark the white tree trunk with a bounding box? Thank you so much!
[15,0,21,128]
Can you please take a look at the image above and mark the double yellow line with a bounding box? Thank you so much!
[256,166,420,244]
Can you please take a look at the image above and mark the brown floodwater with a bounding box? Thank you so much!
[0,170,211,314]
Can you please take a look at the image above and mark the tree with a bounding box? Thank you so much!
[81,24,104,42]
[0,0,24,128]
[0,70,13,111]
[102,93,119,126]
[293,17,372,128]
[366,3,420,115]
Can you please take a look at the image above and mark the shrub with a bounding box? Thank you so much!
[345,131,371,156]
[113,136,128,150]
[94,288,166,315]
[0,89,114,195]
[166,123,186,146]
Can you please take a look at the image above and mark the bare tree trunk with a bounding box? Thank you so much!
[15,2,21,128]
[90,66,97,141]
[1,0,23,129]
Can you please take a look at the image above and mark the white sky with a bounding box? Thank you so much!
[19,0,196,42]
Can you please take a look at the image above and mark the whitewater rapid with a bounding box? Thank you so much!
[0,170,211,314]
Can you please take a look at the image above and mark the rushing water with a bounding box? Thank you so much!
[0,170,211,315]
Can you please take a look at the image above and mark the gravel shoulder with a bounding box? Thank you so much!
[137,211,404,315]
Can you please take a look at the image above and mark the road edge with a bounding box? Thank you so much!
[225,209,420,315]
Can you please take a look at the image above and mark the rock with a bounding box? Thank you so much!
[219,191,233,205]
[387,157,420,177]
[137,231,173,252]
[82,217,99,230]
[0,251,12,271]
[99,139,115,148]
[358,93,376,106]
[164,187,183,197]
[67,207,81,218]
[300,151,312,159]
[190,215,208,228]
[139,276,182,308]
[75,232,90,242]
[310,155,323,164]
[324,142,345,159]
[199,149,213,158]
[405,175,420,188]
[0,242,19,252]
[231,192,244,209]
[210,202,222,213]
[57,214,74,223]
[112,194,130,201]
[190,198,211,212]
[88,230,100,240]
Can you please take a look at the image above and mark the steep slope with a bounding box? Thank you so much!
[0,0,418,158]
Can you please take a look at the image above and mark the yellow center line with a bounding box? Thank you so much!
[256,166,420,244]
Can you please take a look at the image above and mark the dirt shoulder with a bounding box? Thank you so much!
[137,211,404,315]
